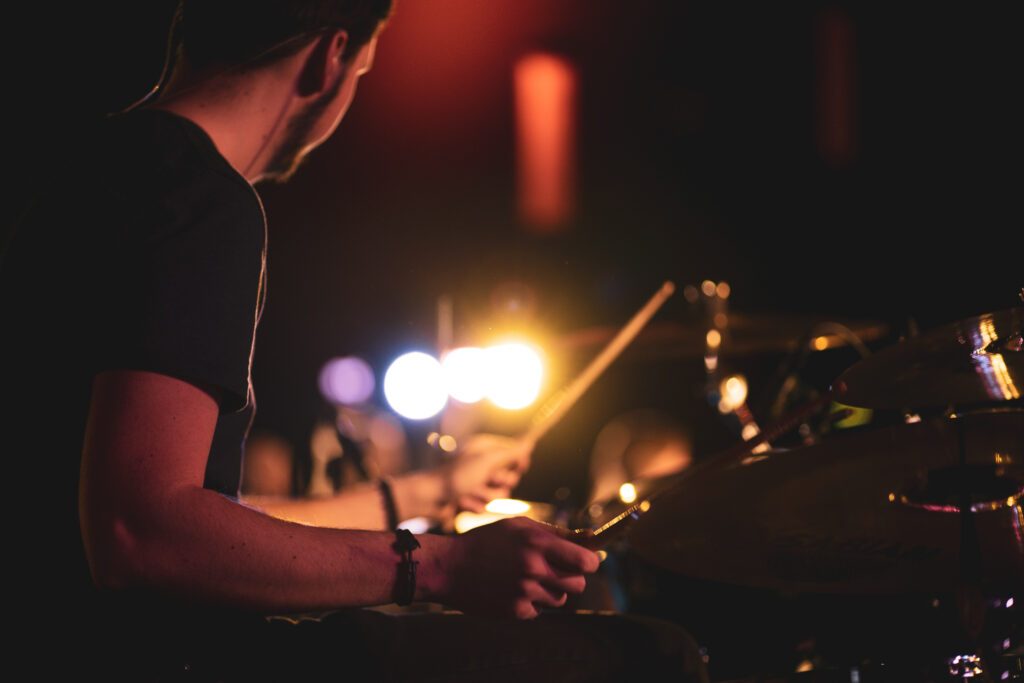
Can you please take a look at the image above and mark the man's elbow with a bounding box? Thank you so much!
[82,485,216,594]
[82,514,150,592]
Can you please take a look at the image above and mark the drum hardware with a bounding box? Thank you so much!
[556,314,890,360]
[600,307,1023,680]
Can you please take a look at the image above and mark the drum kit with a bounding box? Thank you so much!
[589,305,1023,681]
[449,281,1021,680]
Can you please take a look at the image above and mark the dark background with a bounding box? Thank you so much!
[5,1,1020,502]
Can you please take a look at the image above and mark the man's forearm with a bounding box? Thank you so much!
[240,470,448,530]
[96,483,452,615]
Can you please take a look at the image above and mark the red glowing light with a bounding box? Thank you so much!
[515,53,577,230]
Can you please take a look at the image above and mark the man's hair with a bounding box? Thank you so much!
[175,0,393,73]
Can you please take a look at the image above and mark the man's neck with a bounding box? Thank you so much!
[143,69,300,183]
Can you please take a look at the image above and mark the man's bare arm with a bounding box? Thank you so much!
[239,471,447,531]
[79,370,597,617]
[241,434,531,530]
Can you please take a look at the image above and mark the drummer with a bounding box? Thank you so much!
[0,2,707,679]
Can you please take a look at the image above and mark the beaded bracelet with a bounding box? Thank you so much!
[391,528,421,606]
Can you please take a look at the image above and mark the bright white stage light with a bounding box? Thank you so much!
[484,343,543,410]
[618,482,638,504]
[384,352,447,420]
[441,347,487,403]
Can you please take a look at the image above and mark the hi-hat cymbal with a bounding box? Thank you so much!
[835,308,1023,410]
[628,410,1024,594]
[558,314,889,359]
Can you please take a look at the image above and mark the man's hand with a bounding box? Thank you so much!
[420,517,600,619]
[444,434,533,513]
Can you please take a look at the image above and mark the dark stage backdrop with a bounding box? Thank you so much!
[5,1,1019,500]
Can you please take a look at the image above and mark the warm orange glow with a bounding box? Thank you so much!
[813,336,830,351]
[701,280,717,297]
[720,375,748,410]
[706,329,722,348]
[989,353,1020,400]
[978,316,998,350]
[438,435,458,452]
[515,53,577,230]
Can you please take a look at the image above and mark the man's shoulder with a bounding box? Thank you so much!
[78,108,265,241]
[93,108,247,192]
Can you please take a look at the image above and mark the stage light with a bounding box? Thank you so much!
[718,374,748,412]
[485,498,532,515]
[397,517,432,534]
[455,499,541,534]
[484,342,543,409]
[454,511,505,534]
[441,346,487,403]
[318,356,375,405]
[515,53,577,230]
[383,352,447,420]
[618,482,637,504]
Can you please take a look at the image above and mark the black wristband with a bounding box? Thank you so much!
[391,528,421,606]
[378,477,399,530]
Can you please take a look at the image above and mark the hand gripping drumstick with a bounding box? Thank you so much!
[521,281,676,448]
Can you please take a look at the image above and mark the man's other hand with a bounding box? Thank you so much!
[445,434,533,513]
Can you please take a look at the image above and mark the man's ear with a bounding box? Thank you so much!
[297,28,349,97]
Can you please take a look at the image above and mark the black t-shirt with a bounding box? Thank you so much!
[0,108,267,630]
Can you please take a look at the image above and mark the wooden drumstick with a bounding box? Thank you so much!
[522,281,676,446]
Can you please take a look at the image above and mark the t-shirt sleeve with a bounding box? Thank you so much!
[92,161,265,415]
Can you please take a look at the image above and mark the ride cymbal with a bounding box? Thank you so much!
[629,410,1024,594]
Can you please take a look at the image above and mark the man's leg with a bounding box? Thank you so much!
[218,608,708,682]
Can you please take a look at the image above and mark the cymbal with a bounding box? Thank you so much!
[558,314,890,359]
[628,410,1024,594]
[835,308,1023,410]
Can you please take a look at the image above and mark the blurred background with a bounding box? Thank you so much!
[5,0,1019,504]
